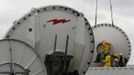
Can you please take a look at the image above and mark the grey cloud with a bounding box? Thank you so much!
[112,0,134,7]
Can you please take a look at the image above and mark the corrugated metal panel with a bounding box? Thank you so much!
[87,66,134,75]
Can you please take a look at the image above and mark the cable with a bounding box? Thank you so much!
[94,0,114,26]
[95,0,98,26]
[109,0,114,26]
[9,40,15,74]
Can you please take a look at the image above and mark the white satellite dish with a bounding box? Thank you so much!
[0,39,46,75]
[5,5,94,75]
[91,24,131,67]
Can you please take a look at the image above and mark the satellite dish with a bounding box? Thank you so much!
[5,5,94,75]
[0,39,46,75]
[90,24,131,67]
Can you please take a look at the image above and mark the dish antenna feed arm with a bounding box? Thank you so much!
[44,35,78,75]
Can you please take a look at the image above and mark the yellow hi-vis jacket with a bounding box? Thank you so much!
[102,44,111,54]
[102,55,111,67]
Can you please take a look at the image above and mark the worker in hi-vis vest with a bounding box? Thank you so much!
[102,41,112,67]
[102,41,111,55]
[102,54,112,67]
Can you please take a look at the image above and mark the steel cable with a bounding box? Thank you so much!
[94,0,114,26]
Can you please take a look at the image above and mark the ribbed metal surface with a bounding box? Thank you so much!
[87,66,134,75]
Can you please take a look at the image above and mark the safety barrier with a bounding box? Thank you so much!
[87,66,134,75]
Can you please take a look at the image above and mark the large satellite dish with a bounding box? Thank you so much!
[5,5,94,75]
[90,24,131,67]
[0,39,45,75]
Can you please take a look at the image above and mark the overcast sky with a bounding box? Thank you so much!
[0,0,134,67]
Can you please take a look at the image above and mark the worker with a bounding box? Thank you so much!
[94,51,105,63]
[112,58,119,67]
[95,40,112,63]
[123,58,128,66]
[95,43,105,63]
[111,54,119,67]
[102,53,112,67]
[102,41,111,55]
[118,53,124,67]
